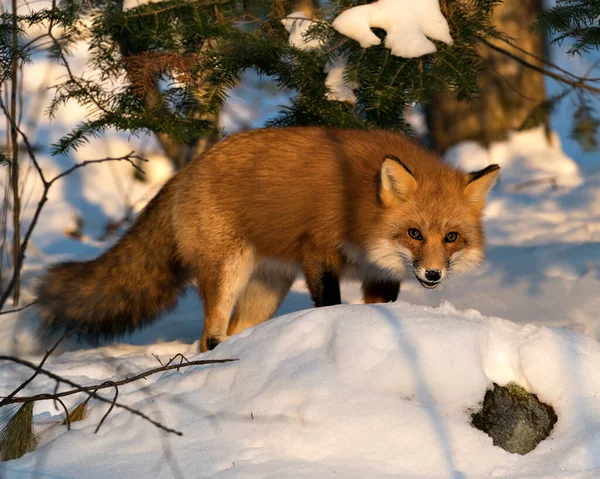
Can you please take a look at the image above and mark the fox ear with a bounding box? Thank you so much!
[464,165,500,212]
[380,155,418,206]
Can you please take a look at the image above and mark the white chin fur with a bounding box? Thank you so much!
[449,248,484,274]
[365,240,411,276]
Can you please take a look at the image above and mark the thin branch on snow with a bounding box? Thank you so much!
[93,382,118,434]
[0,330,71,408]
[0,356,236,406]
[0,348,238,436]
[0,300,36,315]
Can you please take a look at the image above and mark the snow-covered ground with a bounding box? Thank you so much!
[2,1,600,476]
[1,123,600,477]
[3,303,600,478]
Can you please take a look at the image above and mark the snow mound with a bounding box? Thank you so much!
[3,303,600,477]
[445,126,583,190]
[332,0,453,58]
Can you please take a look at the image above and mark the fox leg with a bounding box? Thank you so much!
[301,251,342,307]
[227,263,296,336]
[198,247,255,352]
[362,279,400,304]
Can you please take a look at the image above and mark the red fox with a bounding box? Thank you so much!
[36,127,499,352]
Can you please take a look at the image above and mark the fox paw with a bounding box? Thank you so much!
[201,334,229,352]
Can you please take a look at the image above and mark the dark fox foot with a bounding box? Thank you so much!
[201,333,229,352]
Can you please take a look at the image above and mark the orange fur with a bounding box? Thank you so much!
[36,127,499,351]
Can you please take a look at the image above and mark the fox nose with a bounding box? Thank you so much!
[425,269,441,282]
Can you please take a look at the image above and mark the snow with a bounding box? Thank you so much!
[2,1,600,476]
[123,0,159,11]
[332,0,453,58]
[2,124,600,476]
[445,126,583,190]
[281,12,323,51]
[3,303,600,478]
[324,58,358,103]
[282,13,357,103]
[219,70,294,134]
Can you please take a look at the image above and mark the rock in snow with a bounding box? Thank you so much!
[3,302,600,477]
[332,0,453,58]
[472,382,558,454]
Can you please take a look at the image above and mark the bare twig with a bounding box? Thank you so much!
[10,0,21,305]
[0,357,236,405]
[54,396,70,430]
[508,177,558,192]
[480,38,600,95]
[0,300,36,315]
[0,331,70,407]
[151,353,163,365]
[93,382,117,434]
[0,95,147,310]
[0,355,237,435]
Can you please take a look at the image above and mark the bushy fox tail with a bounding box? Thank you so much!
[36,179,189,340]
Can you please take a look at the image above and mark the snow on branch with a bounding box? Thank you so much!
[324,58,358,103]
[332,0,453,58]
[123,0,160,11]
[281,12,324,51]
[282,1,454,104]
[282,13,357,104]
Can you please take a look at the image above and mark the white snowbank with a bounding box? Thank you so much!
[2,302,600,478]
[332,0,453,58]
[445,126,583,190]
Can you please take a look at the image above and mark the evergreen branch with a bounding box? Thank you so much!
[48,32,111,116]
[125,0,230,19]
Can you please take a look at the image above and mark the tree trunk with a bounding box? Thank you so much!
[428,0,548,154]
[294,0,319,17]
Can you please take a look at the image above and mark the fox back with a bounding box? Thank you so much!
[36,127,499,352]
[173,128,498,285]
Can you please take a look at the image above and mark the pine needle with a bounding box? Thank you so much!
[63,399,89,425]
[0,402,36,461]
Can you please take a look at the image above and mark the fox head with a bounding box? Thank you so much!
[367,155,500,289]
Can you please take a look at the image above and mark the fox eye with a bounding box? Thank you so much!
[445,232,458,243]
[408,228,423,240]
